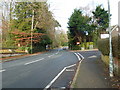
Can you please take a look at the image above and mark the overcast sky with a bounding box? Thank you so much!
[47,0,120,32]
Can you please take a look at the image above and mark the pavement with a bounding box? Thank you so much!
[72,50,113,88]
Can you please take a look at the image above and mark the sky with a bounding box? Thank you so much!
[47,0,120,32]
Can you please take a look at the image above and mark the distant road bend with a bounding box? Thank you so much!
[2,49,81,88]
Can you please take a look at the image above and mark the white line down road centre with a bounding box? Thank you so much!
[24,58,44,65]
[0,69,6,72]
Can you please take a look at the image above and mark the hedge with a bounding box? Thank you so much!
[69,42,94,50]
[98,36,120,59]
[112,37,119,58]
[98,38,109,56]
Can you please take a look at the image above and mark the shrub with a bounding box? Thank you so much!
[98,36,120,59]
[32,43,46,53]
[18,46,26,51]
[112,37,118,58]
[86,42,94,49]
[25,47,31,53]
[71,45,80,50]
[98,38,109,56]
[2,39,16,48]
[80,42,94,49]
[80,43,85,47]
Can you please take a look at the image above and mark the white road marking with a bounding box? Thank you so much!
[74,53,81,61]
[55,52,58,54]
[77,53,84,59]
[48,54,54,57]
[44,67,66,89]
[48,50,59,57]
[0,69,6,72]
[79,60,82,64]
[44,64,76,89]
[88,55,97,58]
[66,69,74,72]
[24,58,44,65]
[77,53,84,64]
[55,50,59,54]
[66,64,76,69]
[60,87,66,89]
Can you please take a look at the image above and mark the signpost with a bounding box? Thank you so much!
[108,0,114,77]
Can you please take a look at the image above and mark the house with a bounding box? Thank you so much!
[111,25,119,37]
[100,25,120,39]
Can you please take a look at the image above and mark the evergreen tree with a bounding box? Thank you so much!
[68,9,91,49]
[10,2,58,52]
[92,5,109,35]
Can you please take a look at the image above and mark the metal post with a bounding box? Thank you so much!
[31,10,34,54]
[108,0,114,77]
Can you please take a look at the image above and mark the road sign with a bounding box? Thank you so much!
[76,42,80,45]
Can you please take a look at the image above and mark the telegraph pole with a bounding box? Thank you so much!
[31,10,34,54]
[108,0,114,77]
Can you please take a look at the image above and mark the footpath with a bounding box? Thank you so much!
[71,50,120,89]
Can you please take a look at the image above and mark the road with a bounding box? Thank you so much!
[2,49,111,89]
[2,49,79,88]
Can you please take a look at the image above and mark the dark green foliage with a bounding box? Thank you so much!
[68,9,90,37]
[119,36,120,59]
[69,45,80,50]
[91,5,109,47]
[92,5,109,32]
[25,47,31,53]
[2,39,16,48]
[112,36,120,59]
[68,9,91,49]
[68,5,109,50]
[98,37,120,59]
[62,42,68,46]
[40,35,52,45]
[98,38,109,56]
[9,2,58,52]
[12,2,32,31]
[32,44,46,53]
[18,46,26,51]
[29,35,52,53]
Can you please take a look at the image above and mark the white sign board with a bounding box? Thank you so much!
[76,42,80,45]
[101,34,109,39]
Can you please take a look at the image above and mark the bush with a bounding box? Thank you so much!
[25,47,31,53]
[86,42,94,49]
[2,39,16,48]
[98,38,109,56]
[32,43,46,53]
[71,45,80,50]
[80,42,94,49]
[80,43,85,47]
[69,42,94,50]
[112,37,118,58]
[98,36,120,59]
[18,46,26,51]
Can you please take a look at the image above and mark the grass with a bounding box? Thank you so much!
[101,54,109,66]
[72,68,80,88]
